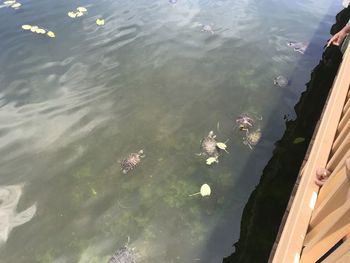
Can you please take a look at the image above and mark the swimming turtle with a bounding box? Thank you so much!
[287,41,308,54]
[235,113,262,131]
[121,150,145,174]
[108,246,137,263]
[273,75,288,87]
[243,129,261,149]
[201,24,214,34]
[198,131,219,158]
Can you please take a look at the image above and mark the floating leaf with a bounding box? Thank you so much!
[47,31,55,38]
[96,19,105,26]
[293,137,305,144]
[30,26,38,32]
[91,188,97,196]
[76,11,84,17]
[4,0,16,5]
[216,142,229,153]
[68,11,77,18]
[11,2,21,8]
[206,157,218,165]
[21,24,32,30]
[77,6,87,12]
[189,184,211,197]
[36,28,46,34]
[200,184,211,196]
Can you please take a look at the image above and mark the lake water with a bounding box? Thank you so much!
[0,0,341,262]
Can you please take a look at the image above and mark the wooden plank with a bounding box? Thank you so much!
[300,207,350,263]
[338,101,350,131]
[310,166,348,228]
[332,117,350,155]
[272,45,350,263]
[323,238,350,263]
[327,147,350,179]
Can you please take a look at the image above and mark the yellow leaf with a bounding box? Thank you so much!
[293,137,305,144]
[47,31,55,38]
[200,184,211,197]
[21,25,32,30]
[77,6,87,12]
[206,157,218,165]
[216,142,229,153]
[11,2,21,8]
[216,142,227,150]
[76,11,84,17]
[36,28,46,34]
[68,11,77,18]
[189,184,212,197]
[30,26,38,32]
[96,19,105,26]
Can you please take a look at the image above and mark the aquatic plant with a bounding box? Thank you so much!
[189,184,211,197]
[68,7,88,18]
[206,156,218,165]
[96,19,105,26]
[21,25,56,38]
[216,141,229,153]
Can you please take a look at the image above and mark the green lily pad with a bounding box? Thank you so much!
[206,157,218,165]
[293,137,305,144]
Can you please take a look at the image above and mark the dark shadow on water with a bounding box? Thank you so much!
[198,3,345,263]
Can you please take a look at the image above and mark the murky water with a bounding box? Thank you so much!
[0,0,341,262]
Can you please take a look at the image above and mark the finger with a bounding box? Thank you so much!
[327,40,333,47]
[327,36,339,47]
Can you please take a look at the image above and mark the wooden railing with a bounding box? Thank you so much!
[271,44,350,263]
[301,161,350,262]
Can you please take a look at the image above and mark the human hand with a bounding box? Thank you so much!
[327,30,347,47]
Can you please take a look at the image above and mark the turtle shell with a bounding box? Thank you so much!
[121,153,142,174]
[201,135,219,157]
[273,75,288,87]
[108,246,137,263]
[245,129,261,146]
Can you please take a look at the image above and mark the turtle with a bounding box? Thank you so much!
[108,246,137,263]
[273,75,288,88]
[235,113,262,131]
[121,150,145,174]
[287,41,308,54]
[198,131,219,158]
[243,129,262,149]
[201,24,214,34]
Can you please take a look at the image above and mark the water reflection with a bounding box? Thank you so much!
[0,185,36,244]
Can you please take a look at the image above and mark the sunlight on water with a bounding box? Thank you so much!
[0,185,36,243]
[0,0,341,262]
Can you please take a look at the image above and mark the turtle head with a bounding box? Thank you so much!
[208,131,214,137]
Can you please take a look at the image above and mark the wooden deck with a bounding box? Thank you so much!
[270,41,350,263]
